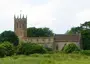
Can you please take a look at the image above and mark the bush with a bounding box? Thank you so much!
[16,43,47,55]
[80,50,90,56]
[0,44,6,57]
[0,41,14,57]
[62,43,80,53]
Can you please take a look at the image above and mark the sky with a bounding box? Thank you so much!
[0,0,90,34]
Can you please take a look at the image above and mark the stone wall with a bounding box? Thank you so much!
[22,37,54,48]
[21,36,80,50]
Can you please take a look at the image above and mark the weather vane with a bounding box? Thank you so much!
[20,10,22,14]
[20,10,22,18]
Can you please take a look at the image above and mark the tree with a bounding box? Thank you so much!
[66,27,81,34]
[27,27,54,37]
[66,21,90,50]
[81,29,90,50]
[0,31,19,46]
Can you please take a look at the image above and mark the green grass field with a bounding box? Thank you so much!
[0,53,90,64]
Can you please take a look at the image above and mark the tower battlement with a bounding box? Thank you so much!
[14,15,27,21]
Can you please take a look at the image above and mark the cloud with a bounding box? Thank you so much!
[0,0,90,34]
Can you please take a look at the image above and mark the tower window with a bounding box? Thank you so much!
[17,23,18,28]
[23,24,24,29]
[20,24,22,28]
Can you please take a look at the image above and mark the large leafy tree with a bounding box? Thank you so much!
[27,27,54,37]
[66,27,81,34]
[81,29,90,50]
[0,31,19,46]
[66,21,90,50]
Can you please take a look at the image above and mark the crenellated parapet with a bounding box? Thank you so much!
[14,14,27,22]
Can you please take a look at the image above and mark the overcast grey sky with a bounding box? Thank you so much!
[0,0,90,34]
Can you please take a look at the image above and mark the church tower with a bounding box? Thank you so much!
[14,14,27,39]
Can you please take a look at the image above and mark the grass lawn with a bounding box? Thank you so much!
[0,53,90,64]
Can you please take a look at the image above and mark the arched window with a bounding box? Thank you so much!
[23,24,24,29]
[56,44,58,50]
[17,23,18,28]
[20,24,23,28]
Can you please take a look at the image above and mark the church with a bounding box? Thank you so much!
[14,14,81,50]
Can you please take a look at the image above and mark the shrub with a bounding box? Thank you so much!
[80,50,90,56]
[0,41,14,57]
[16,43,47,55]
[45,47,53,51]
[0,44,6,57]
[62,43,80,53]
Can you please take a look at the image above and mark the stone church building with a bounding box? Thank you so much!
[14,15,81,50]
